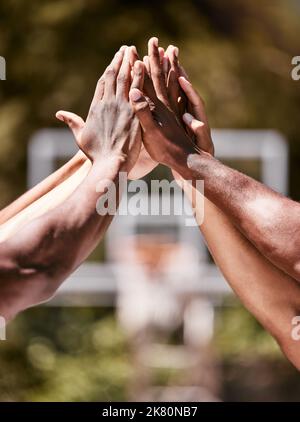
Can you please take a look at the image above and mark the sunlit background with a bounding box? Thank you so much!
[0,0,300,401]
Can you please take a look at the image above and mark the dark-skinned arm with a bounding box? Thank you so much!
[129,38,300,370]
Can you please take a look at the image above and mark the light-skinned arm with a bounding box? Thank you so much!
[0,47,144,321]
[0,46,154,241]
[0,150,87,225]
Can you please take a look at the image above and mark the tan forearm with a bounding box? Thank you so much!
[0,151,89,225]
[0,156,123,320]
[0,158,92,243]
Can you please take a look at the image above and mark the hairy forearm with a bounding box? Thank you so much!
[182,182,300,370]
[0,151,88,225]
[0,156,123,318]
[183,152,300,281]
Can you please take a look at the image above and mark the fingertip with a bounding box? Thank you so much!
[178,76,191,90]
[130,88,143,102]
[179,75,188,84]
[55,111,65,122]
[173,46,179,58]
[149,36,159,48]
[165,45,172,56]
[131,45,138,55]
[122,46,130,58]
[183,112,193,125]
[153,37,159,47]
[158,47,165,60]
[134,60,144,71]
[183,113,205,131]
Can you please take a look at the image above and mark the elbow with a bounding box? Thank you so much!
[18,234,78,286]
[11,252,73,305]
[24,258,73,302]
[0,262,55,319]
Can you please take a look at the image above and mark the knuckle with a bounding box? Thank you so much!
[96,78,104,89]
[103,99,116,110]
[105,67,115,78]
[134,68,143,78]
[117,74,127,85]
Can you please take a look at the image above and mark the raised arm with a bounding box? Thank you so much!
[0,46,144,321]
[183,181,300,370]
[130,40,300,282]
[129,38,300,370]
[0,45,155,242]
[174,88,300,369]
[0,151,87,225]
[184,144,300,282]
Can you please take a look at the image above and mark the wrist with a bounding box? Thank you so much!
[92,153,127,181]
[187,150,212,173]
[174,150,214,181]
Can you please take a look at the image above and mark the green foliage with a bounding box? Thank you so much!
[0,308,131,401]
[214,300,281,359]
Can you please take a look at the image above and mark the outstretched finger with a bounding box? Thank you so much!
[116,46,135,99]
[166,45,188,118]
[56,110,85,139]
[183,112,214,155]
[148,37,169,104]
[102,50,124,99]
[89,46,126,111]
[143,55,150,75]
[131,60,145,91]
[178,76,208,126]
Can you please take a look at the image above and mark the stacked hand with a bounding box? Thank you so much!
[129,37,214,181]
[57,46,149,177]
[56,38,215,181]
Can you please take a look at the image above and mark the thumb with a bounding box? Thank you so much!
[183,112,204,136]
[182,112,212,153]
[56,110,85,139]
[129,88,156,132]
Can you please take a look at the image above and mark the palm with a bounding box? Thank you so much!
[58,110,155,180]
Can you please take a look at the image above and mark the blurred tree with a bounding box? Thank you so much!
[0,308,132,401]
[0,0,300,402]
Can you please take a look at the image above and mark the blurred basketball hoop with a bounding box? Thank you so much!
[27,128,288,304]
[27,128,289,401]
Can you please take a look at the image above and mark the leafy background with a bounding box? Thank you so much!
[0,0,300,401]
